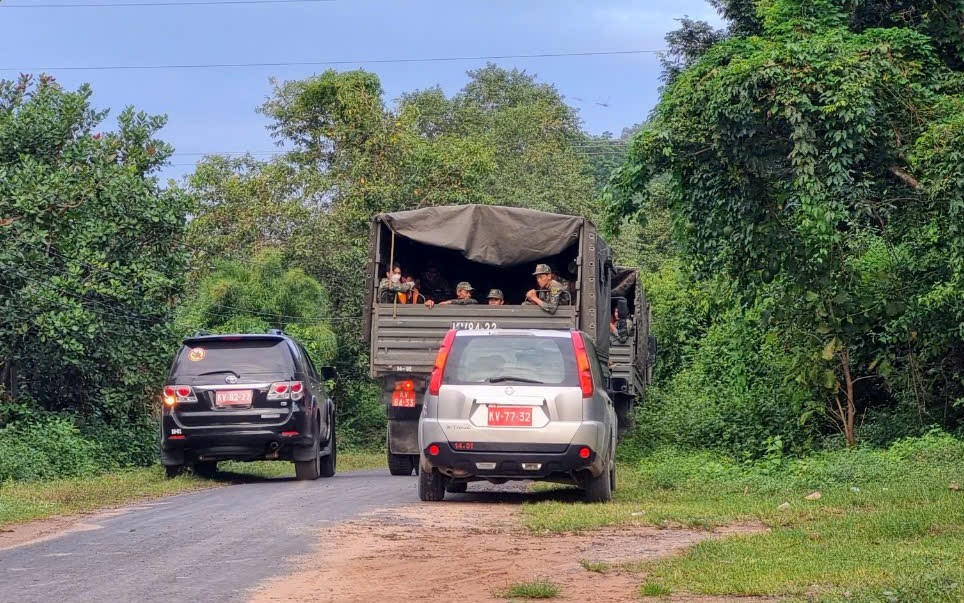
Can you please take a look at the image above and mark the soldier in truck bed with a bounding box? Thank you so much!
[425,281,478,308]
[377,262,414,303]
[419,262,453,302]
[524,263,569,315]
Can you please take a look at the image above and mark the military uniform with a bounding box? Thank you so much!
[377,278,414,304]
[526,264,570,315]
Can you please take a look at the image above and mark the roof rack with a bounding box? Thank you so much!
[193,330,210,337]
[267,328,286,336]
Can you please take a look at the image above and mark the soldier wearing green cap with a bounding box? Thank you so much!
[486,289,505,305]
[425,281,478,308]
[525,263,568,314]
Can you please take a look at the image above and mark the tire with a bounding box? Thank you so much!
[194,461,218,479]
[295,430,321,481]
[319,413,336,478]
[446,481,468,494]
[164,464,183,479]
[417,467,447,502]
[583,461,613,503]
[388,451,415,476]
[609,461,617,492]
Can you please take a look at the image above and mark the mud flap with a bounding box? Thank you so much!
[388,419,420,455]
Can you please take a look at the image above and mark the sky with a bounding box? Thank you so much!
[0,0,723,182]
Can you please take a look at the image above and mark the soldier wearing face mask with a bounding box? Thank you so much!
[377,262,414,303]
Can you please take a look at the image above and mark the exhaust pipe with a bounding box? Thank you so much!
[267,441,280,452]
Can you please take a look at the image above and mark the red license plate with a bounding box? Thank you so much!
[215,390,253,407]
[487,406,533,427]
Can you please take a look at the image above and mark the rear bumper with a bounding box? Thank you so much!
[160,412,315,464]
[421,442,597,479]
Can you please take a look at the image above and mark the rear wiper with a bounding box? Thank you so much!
[196,370,240,378]
[486,376,545,384]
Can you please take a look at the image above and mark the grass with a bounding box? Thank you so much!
[495,578,560,599]
[521,431,964,602]
[0,449,385,529]
[640,582,672,597]
[578,559,611,573]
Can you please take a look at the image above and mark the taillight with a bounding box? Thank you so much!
[570,332,594,398]
[163,385,197,405]
[579,446,592,459]
[428,444,441,456]
[392,379,417,407]
[428,330,458,396]
[268,381,304,401]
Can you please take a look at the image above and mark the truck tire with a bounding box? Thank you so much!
[319,413,336,478]
[583,460,613,503]
[295,433,321,481]
[194,461,218,479]
[418,467,447,502]
[164,464,183,479]
[388,451,415,476]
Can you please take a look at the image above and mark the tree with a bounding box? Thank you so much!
[0,75,192,433]
[176,249,337,365]
[609,0,964,445]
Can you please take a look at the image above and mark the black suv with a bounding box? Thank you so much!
[160,330,337,480]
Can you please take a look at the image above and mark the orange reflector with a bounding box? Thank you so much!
[168,434,185,440]
[578,447,591,459]
[428,444,440,456]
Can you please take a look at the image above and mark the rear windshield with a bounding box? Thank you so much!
[444,335,578,386]
[171,340,293,377]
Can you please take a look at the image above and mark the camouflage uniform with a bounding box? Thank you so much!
[377,278,414,304]
[538,279,568,314]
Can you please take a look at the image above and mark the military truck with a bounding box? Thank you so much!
[361,204,650,475]
[609,267,655,437]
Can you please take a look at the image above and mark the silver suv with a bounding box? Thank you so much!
[417,329,616,503]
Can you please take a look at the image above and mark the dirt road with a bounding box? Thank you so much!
[0,472,766,603]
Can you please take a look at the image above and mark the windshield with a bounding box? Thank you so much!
[444,335,578,386]
[171,340,293,377]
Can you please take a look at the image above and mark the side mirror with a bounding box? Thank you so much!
[320,366,338,381]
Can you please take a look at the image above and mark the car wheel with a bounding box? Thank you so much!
[194,461,218,479]
[388,451,415,476]
[295,430,321,481]
[446,481,467,494]
[319,412,336,478]
[609,460,617,492]
[164,464,183,479]
[583,462,613,503]
[417,466,447,502]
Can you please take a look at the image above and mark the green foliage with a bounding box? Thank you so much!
[609,0,964,444]
[0,76,191,471]
[176,249,337,364]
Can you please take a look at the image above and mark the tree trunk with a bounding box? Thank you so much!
[840,347,856,447]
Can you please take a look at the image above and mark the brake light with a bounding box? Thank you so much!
[570,332,594,398]
[428,444,440,456]
[163,385,197,405]
[428,330,457,396]
[392,379,417,407]
[579,446,592,459]
[268,381,304,401]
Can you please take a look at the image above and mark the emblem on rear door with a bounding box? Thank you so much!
[225,375,238,384]
[505,387,514,396]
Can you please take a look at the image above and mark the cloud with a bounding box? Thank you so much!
[590,1,725,47]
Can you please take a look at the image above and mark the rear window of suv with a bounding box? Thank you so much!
[171,340,294,377]
[444,335,578,386]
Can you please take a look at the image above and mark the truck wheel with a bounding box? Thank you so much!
[295,433,321,481]
[194,461,218,479]
[164,464,183,479]
[418,467,447,501]
[583,461,613,503]
[388,451,414,476]
[319,413,336,478]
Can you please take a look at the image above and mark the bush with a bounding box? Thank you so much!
[335,378,386,451]
[0,415,104,482]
